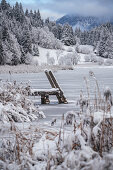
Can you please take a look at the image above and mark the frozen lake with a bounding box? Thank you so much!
[0,67,113,122]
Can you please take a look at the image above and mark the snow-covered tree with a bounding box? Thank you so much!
[32,44,39,56]
[24,52,32,64]
[21,26,32,54]
[0,40,4,65]
[1,0,8,10]
[105,34,113,59]
[13,2,25,23]
[97,29,108,57]
[1,22,9,41]
[62,24,75,46]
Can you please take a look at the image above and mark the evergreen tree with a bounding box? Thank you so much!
[2,22,9,41]
[62,24,75,46]
[45,17,50,27]
[51,26,59,39]
[98,29,108,57]
[36,10,43,27]
[25,9,29,17]
[19,3,25,23]
[106,34,113,59]
[0,40,4,65]
[11,53,20,65]
[21,26,32,54]
[1,0,8,10]
[13,2,25,23]
[57,24,63,40]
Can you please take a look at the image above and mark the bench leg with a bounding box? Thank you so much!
[41,95,50,104]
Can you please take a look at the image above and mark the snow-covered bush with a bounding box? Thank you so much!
[58,56,65,65]
[77,45,94,54]
[67,47,74,52]
[97,57,104,65]
[85,53,97,62]
[59,52,80,66]
[0,81,45,123]
[47,52,55,65]
[56,50,63,60]
[24,53,33,65]
[84,54,91,62]
[90,53,97,62]
[104,59,113,66]
[31,56,39,66]
[47,56,55,65]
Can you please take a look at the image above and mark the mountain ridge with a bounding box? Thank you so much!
[56,15,113,30]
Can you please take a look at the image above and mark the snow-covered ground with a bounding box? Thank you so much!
[0,45,113,74]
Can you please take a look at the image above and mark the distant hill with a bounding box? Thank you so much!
[56,15,113,30]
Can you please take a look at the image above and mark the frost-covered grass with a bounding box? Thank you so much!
[0,64,74,74]
[0,81,45,123]
[0,72,113,169]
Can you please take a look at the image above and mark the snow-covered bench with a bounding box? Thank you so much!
[29,70,68,104]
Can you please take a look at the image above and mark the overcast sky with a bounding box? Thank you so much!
[7,0,113,20]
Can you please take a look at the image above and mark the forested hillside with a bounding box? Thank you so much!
[0,0,63,65]
[0,0,113,66]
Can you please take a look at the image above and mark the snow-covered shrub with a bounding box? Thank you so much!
[31,56,39,66]
[77,45,94,54]
[47,57,55,65]
[67,47,74,52]
[85,53,97,62]
[24,53,33,65]
[58,56,65,65]
[47,52,55,65]
[90,53,97,62]
[97,57,104,65]
[66,52,80,65]
[58,52,79,66]
[56,50,63,60]
[0,81,45,123]
[104,59,113,66]
[84,54,91,62]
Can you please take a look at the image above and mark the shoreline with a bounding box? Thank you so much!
[0,63,113,74]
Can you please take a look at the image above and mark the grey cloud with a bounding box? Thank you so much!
[40,0,113,17]
[8,0,113,19]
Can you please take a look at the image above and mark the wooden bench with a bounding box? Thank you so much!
[29,70,68,104]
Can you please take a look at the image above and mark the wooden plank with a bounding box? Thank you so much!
[45,70,56,88]
[45,70,65,103]
[49,71,68,104]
